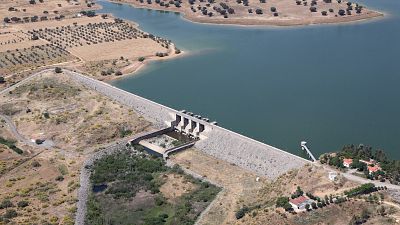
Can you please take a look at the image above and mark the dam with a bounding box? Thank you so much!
[66,69,309,179]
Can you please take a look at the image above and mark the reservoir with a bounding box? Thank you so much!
[99,0,400,159]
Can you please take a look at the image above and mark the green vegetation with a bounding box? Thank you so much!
[275,196,292,211]
[171,140,184,147]
[322,144,400,183]
[0,136,23,154]
[86,150,220,225]
[235,206,249,219]
[17,200,29,208]
[54,67,62,73]
[0,199,14,209]
[344,183,377,197]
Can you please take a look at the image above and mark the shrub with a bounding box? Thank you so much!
[115,71,123,76]
[138,57,146,62]
[321,11,327,16]
[0,199,13,209]
[55,175,64,181]
[3,209,17,219]
[235,206,249,219]
[17,201,29,208]
[0,76,5,83]
[310,7,317,12]
[31,161,41,167]
[54,67,62,73]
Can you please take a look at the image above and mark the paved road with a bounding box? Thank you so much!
[319,163,400,190]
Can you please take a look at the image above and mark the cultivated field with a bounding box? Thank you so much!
[0,2,181,89]
[112,0,382,26]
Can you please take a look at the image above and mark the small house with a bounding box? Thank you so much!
[289,196,314,210]
[343,158,353,168]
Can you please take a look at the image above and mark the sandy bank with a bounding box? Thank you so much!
[110,0,383,27]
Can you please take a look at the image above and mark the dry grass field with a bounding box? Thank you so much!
[0,70,152,224]
[171,149,400,225]
[171,148,267,225]
[113,0,382,26]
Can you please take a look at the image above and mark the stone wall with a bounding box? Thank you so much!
[196,128,308,179]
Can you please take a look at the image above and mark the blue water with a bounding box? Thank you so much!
[99,0,400,159]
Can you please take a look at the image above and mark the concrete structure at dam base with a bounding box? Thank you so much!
[66,70,309,179]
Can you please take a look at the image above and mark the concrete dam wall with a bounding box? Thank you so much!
[66,70,309,179]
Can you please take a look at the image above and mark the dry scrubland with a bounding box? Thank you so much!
[171,149,400,225]
[113,0,382,26]
[0,71,152,224]
[0,0,180,91]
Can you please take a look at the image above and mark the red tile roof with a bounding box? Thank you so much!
[343,158,353,165]
[289,196,308,206]
[368,166,381,173]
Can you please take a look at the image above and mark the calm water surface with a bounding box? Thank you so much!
[98,0,400,159]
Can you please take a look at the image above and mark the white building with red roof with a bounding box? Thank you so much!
[343,158,353,168]
[289,196,314,211]
[368,165,381,174]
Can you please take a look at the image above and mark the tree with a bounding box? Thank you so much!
[305,203,311,211]
[310,7,317,12]
[317,202,323,208]
[338,9,346,16]
[283,202,293,211]
[86,11,96,17]
[3,17,10,23]
[0,76,5,83]
[276,196,289,208]
[55,67,62,73]
[255,9,263,14]
[270,7,277,12]
[311,202,317,209]
[115,71,123,76]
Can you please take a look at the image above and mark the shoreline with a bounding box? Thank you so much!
[108,0,384,28]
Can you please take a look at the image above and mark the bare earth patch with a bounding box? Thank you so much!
[160,173,197,203]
